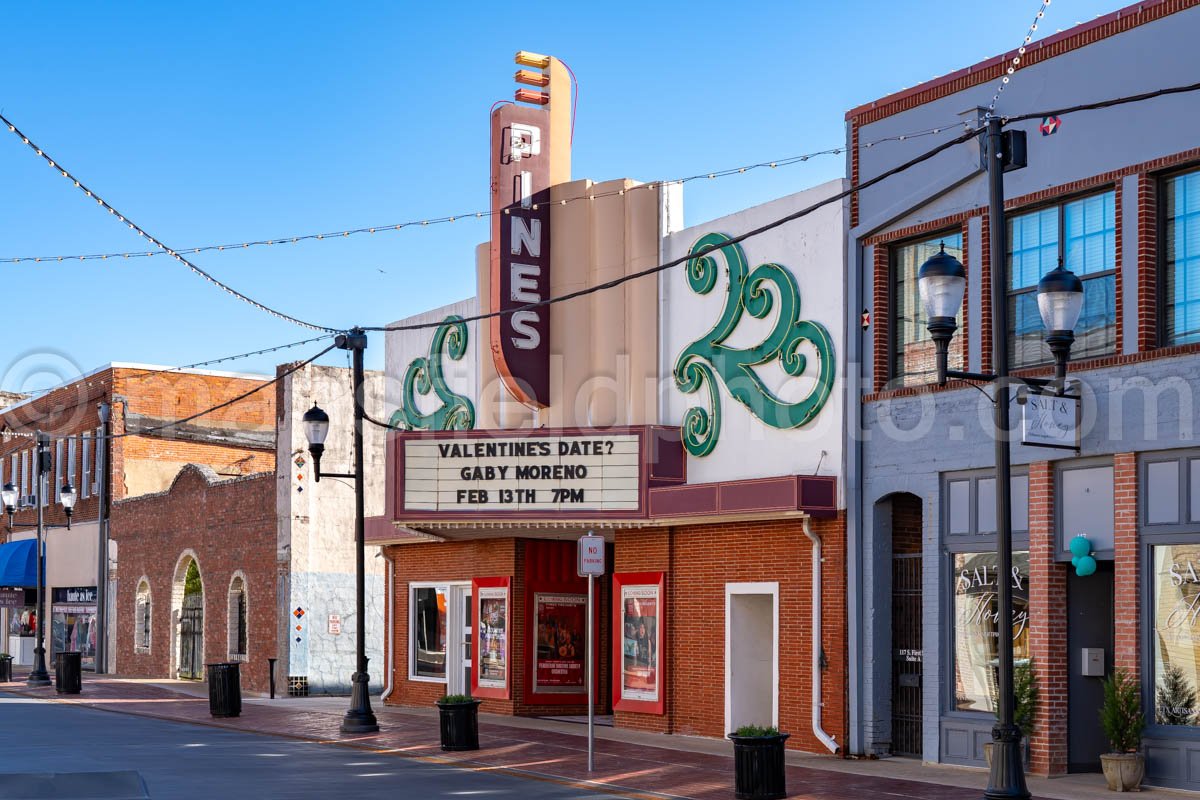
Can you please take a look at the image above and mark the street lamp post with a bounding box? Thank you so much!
[917,117,1084,800]
[2,431,77,687]
[301,328,379,734]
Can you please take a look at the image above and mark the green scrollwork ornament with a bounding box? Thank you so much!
[673,232,835,457]
[389,315,475,431]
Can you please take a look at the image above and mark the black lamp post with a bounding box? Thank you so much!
[3,432,78,687]
[300,328,379,734]
[918,119,1083,800]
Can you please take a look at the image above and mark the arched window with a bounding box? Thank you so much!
[134,579,152,654]
[227,575,247,661]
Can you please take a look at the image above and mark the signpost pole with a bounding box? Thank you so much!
[587,571,595,773]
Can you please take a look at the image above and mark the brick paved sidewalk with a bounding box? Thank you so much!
[0,670,1119,800]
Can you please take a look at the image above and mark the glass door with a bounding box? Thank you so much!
[447,585,473,696]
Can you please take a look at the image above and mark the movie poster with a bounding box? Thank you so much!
[620,584,660,702]
[477,587,508,690]
[533,593,586,693]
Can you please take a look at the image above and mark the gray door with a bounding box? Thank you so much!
[1067,561,1114,773]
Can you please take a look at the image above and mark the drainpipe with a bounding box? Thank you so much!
[380,550,395,701]
[802,517,840,754]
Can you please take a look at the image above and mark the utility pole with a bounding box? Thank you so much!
[95,403,111,674]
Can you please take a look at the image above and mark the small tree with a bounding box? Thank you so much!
[1101,669,1145,753]
[1014,659,1039,738]
[1156,663,1197,726]
[184,561,202,597]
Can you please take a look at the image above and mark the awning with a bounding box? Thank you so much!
[0,540,39,587]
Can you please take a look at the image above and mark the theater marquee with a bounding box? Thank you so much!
[393,426,685,520]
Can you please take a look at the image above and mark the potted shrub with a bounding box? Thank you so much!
[984,659,1037,768]
[728,724,789,800]
[1100,669,1145,792]
[436,694,482,752]
[0,653,11,683]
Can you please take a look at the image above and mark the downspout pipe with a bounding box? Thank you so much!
[803,517,840,754]
[380,550,395,702]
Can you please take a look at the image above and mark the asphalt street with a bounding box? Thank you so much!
[0,694,634,800]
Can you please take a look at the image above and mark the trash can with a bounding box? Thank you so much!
[207,662,242,718]
[436,698,482,751]
[55,651,82,695]
[0,654,12,683]
[729,731,790,800]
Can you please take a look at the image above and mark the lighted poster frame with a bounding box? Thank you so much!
[612,572,666,715]
[471,576,511,700]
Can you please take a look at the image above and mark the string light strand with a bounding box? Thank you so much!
[988,0,1052,113]
[1,123,957,266]
[0,111,338,333]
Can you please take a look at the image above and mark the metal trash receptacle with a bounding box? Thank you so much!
[55,651,81,694]
[207,662,242,718]
[0,654,13,683]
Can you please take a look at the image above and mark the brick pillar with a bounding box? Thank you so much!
[1113,453,1140,682]
[1027,461,1068,777]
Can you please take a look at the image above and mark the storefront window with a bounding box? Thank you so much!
[412,585,448,679]
[952,552,1031,713]
[1153,545,1200,726]
[7,605,35,637]
[51,587,97,671]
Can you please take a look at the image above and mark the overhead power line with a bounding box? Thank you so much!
[0,124,960,266]
[0,111,338,333]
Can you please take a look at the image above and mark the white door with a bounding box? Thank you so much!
[447,586,473,696]
[725,582,779,734]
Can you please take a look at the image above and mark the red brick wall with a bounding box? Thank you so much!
[1027,461,1068,777]
[614,515,848,754]
[1113,453,1140,681]
[111,466,277,693]
[384,537,613,717]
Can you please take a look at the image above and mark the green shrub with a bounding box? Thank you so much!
[437,694,474,705]
[733,724,780,738]
[1100,669,1144,753]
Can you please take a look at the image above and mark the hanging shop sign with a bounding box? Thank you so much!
[0,588,26,608]
[395,426,684,519]
[1019,390,1081,450]
[473,577,511,699]
[533,592,586,693]
[490,102,552,409]
[612,572,666,714]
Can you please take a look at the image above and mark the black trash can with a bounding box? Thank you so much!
[0,654,12,683]
[729,732,790,800]
[207,662,242,718]
[55,651,82,695]
[436,698,481,751]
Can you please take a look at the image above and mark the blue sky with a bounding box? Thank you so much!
[0,0,1121,390]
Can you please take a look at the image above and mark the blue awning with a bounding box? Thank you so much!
[0,540,38,587]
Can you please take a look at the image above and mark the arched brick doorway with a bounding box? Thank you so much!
[170,551,205,680]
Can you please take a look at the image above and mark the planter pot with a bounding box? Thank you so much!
[1100,753,1144,793]
[729,733,790,800]
[983,740,1030,770]
[437,700,482,752]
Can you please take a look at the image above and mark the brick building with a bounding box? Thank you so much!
[846,1,1200,790]
[107,361,387,696]
[369,53,848,755]
[0,364,274,673]
[111,466,275,692]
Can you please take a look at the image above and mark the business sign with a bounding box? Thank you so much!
[402,432,641,514]
[490,102,552,409]
[0,588,25,608]
[52,586,97,606]
[1020,391,1080,450]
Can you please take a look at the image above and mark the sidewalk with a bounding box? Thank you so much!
[0,670,1181,800]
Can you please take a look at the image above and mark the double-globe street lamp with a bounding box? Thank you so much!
[298,329,379,734]
[2,432,77,686]
[917,175,1084,798]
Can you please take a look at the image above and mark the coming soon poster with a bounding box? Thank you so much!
[620,584,660,702]
[533,593,586,693]
[478,587,508,690]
